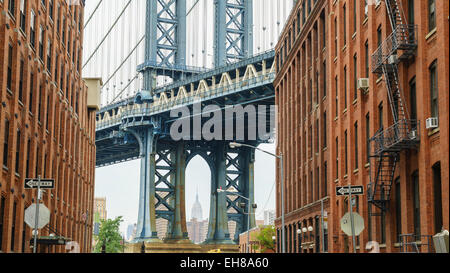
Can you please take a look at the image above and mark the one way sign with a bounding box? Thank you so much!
[24,178,55,189]
[336,186,364,196]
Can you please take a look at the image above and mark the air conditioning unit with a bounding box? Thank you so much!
[358,78,370,94]
[388,55,398,64]
[426,117,439,129]
[409,129,418,140]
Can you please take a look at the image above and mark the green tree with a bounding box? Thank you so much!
[93,216,124,253]
[255,225,276,253]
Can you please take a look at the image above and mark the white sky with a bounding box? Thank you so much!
[85,0,293,235]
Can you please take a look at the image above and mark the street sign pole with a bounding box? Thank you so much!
[33,175,41,253]
[348,183,356,253]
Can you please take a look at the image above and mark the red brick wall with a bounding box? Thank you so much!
[0,0,96,253]
[274,0,449,253]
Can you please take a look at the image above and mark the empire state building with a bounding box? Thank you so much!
[191,192,203,221]
[187,191,207,243]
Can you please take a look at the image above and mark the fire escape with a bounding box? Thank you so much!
[368,1,418,220]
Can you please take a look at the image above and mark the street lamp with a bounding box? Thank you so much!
[229,142,285,253]
[217,188,256,253]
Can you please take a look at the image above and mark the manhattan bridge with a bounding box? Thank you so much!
[86,0,293,245]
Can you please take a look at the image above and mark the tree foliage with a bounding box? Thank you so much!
[255,225,276,253]
[93,216,124,253]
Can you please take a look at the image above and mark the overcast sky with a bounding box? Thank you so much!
[85,0,293,235]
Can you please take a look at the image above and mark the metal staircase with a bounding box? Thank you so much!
[368,0,419,213]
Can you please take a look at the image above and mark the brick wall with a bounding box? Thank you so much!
[0,0,96,253]
[274,0,449,253]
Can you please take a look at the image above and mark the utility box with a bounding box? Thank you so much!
[433,230,449,253]
[84,78,103,111]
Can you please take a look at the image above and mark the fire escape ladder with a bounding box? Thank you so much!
[369,153,398,211]
[368,0,419,217]
[385,0,406,28]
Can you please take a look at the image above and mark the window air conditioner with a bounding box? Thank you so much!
[388,55,398,64]
[358,78,370,94]
[426,117,439,129]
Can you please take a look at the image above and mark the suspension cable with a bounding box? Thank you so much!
[101,35,145,90]
[84,0,103,29]
[83,0,133,69]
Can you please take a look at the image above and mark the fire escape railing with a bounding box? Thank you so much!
[371,24,418,74]
[370,120,420,156]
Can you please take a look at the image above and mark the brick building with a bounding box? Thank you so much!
[0,0,98,253]
[274,0,448,253]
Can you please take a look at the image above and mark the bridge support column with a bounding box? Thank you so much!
[204,143,233,245]
[243,148,256,233]
[165,142,190,242]
[130,128,159,242]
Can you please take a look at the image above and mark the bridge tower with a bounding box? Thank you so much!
[129,0,256,245]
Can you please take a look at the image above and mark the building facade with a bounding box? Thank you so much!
[0,0,98,253]
[93,197,106,221]
[274,0,330,254]
[264,210,275,225]
[274,0,449,253]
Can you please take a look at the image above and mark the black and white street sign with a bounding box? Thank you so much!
[24,178,55,189]
[336,186,364,196]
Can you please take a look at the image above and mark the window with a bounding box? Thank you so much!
[408,0,415,25]
[366,113,370,163]
[315,72,319,105]
[409,77,417,129]
[38,85,43,122]
[26,139,31,177]
[315,167,320,201]
[378,102,383,131]
[19,59,24,102]
[343,4,346,45]
[412,171,420,238]
[323,162,327,197]
[433,163,442,233]
[39,26,44,60]
[354,122,358,169]
[3,119,10,168]
[395,177,402,242]
[310,171,313,203]
[365,41,369,77]
[47,40,52,72]
[20,0,26,32]
[344,66,347,109]
[364,0,369,18]
[29,73,34,112]
[323,112,327,148]
[323,61,327,98]
[334,76,338,117]
[430,61,439,119]
[11,201,17,251]
[335,137,339,179]
[344,130,348,174]
[8,0,16,17]
[15,129,21,174]
[377,26,382,48]
[353,0,357,33]
[428,0,436,31]
[30,10,36,48]
[7,44,13,92]
[353,55,357,100]
[334,17,338,57]
[49,0,54,20]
